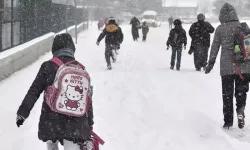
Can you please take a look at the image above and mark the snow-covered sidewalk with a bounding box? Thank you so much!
[1,22,250,150]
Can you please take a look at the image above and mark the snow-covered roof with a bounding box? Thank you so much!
[162,0,198,8]
[142,11,158,16]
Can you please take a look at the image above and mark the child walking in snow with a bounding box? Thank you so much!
[166,19,187,71]
[96,17,124,70]
[16,33,94,150]
[141,21,149,41]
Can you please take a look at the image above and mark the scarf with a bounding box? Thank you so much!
[53,48,75,59]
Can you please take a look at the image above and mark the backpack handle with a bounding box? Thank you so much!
[51,57,85,70]
[65,61,85,70]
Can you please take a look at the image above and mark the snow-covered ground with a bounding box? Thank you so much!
[1,22,250,150]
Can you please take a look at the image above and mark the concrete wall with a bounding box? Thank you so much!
[0,23,86,82]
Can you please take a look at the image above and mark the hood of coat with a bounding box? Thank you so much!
[219,3,239,23]
[52,33,76,54]
[105,24,119,33]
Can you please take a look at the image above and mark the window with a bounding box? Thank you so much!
[2,0,12,50]
[13,0,20,46]
[143,15,155,19]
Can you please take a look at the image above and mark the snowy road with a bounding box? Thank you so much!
[1,22,250,150]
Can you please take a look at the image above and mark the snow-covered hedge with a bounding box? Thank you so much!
[0,23,85,82]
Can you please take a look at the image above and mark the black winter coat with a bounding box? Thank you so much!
[189,21,214,48]
[141,24,149,35]
[167,26,187,48]
[130,17,140,29]
[17,56,94,144]
[97,23,124,45]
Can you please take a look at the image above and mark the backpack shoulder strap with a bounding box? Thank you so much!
[51,57,64,67]
[235,27,247,57]
[76,61,85,70]
[64,60,86,70]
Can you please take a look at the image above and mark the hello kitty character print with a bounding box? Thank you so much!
[63,85,84,111]
[45,57,91,117]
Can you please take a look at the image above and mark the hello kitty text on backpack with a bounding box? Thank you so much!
[45,57,92,117]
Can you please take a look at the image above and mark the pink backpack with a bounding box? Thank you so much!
[45,57,91,117]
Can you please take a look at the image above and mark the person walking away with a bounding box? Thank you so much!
[130,16,140,41]
[166,19,187,71]
[141,21,149,42]
[98,18,105,30]
[168,16,174,30]
[205,3,250,129]
[16,33,94,150]
[96,17,124,70]
[189,13,215,71]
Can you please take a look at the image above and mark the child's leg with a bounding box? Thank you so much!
[47,141,59,150]
[170,47,177,67]
[105,45,112,67]
[63,140,80,150]
[176,48,182,69]
[142,34,146,41]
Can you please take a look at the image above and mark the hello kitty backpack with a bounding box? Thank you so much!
[45,57,91,117]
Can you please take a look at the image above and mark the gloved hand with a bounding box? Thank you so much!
[96,41,100,46]
[16,114,25,127]
[166,46,170,50]
[183,45,186,50]
[188,50,193,55]
[205,62,215,74]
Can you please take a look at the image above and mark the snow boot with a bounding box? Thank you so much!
[170,66,174,70]
[238,115,245,129]
[196,68,201,71]
[107,65,112,70]
[176,68,180,71]
[223,122,233,129]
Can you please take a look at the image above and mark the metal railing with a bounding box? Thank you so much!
[0,0,88,52]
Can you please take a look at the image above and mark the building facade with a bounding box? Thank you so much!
[162,0,198,18]
[0,0,87,52]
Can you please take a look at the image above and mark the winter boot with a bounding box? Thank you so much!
[238,115,245,129]
[223,122,233,129]
[107,64,112,70]
[176,67,180,71]
[170,66,174,70]
[196,68,201,71]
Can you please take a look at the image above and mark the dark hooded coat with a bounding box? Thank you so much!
[208,3,250,76]
[189,21,214,49]
[17,33,94,144]
[130,17,140,39]
[97,22,123,46]
[167,24,187,48]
